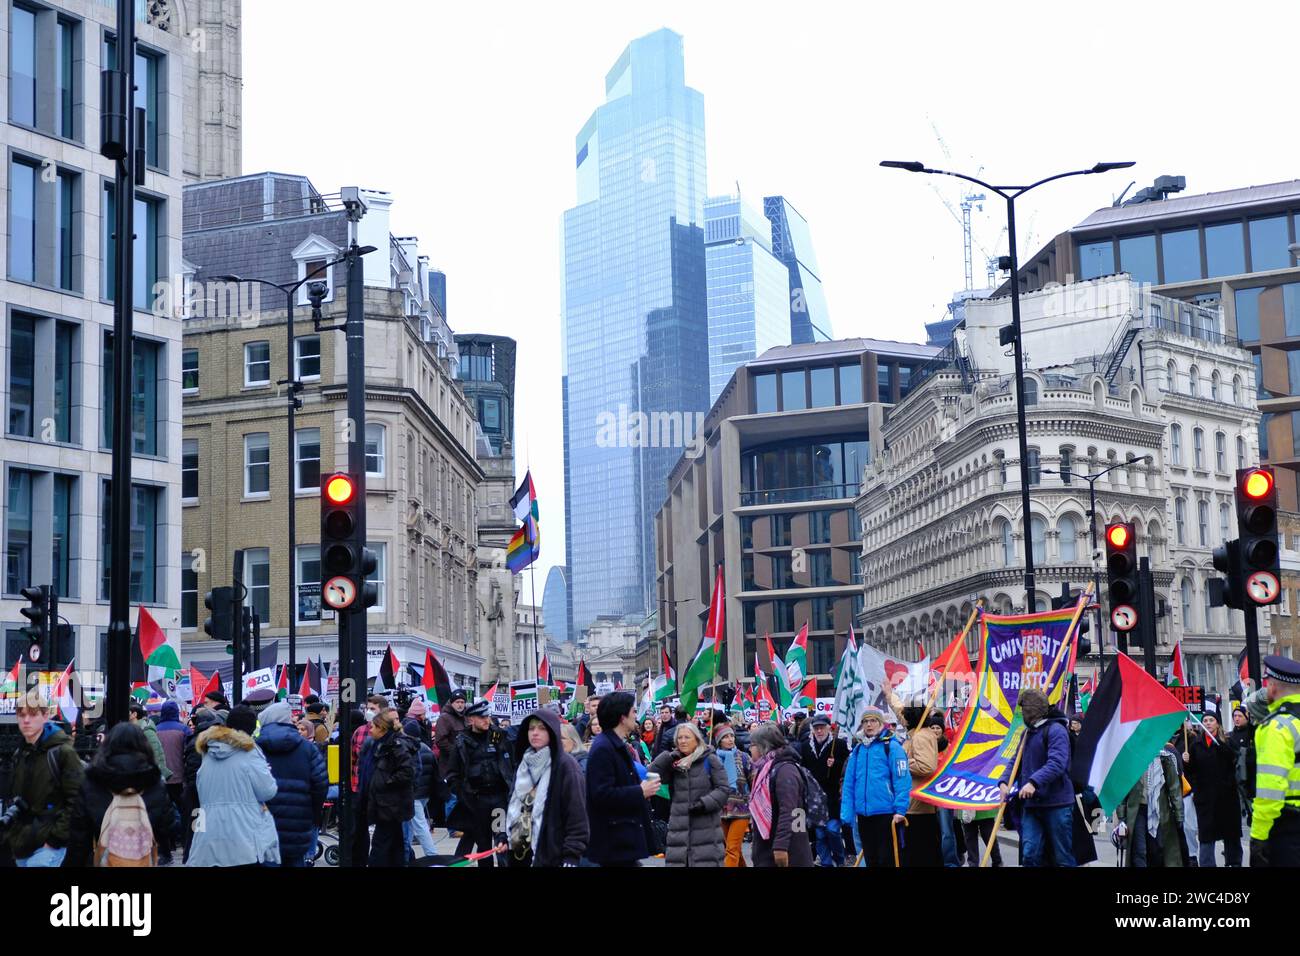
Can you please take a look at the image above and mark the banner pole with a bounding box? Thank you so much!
[915,601,981,736]
[980,584,1094,867]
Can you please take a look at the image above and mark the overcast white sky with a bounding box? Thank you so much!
[244,0,1300,605]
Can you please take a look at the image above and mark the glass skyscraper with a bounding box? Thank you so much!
[764,196,833,344]
[561,29,708,640]
[705,195,791,403]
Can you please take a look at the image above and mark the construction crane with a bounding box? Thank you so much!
[927,119,991,292]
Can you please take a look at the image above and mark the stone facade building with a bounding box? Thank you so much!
[857,276,1261,694]
[179,172,486,691]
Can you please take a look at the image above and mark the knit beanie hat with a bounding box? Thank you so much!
[713,723,735,744]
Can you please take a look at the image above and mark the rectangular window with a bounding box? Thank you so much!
[181,555,197,629]
[773,600,796,633]
[100,482,160,603]
[7,314,35,437]
[101,334,160,454]
[771,514,792,547]
[10,5,37,127]
[1216,433,1226,473]
[1249,216,1291,272]
[103,187,161,309]
[772,555,795,589]
[809,511,833,545]
[740,516,754,550]
[480,397,500,430]
[781,369,806,411]
[244,549,270,625]
[51,474,73,598]
[1204,222,1246,278]
[295,428,321,492]
[8,158,36,283]
[898,366,915,399]
[5,470,34,594]
[54,321,74,442]
[754,372,777,413]
[1118,234,1158,285]
[1027,449,1040,485]
[809,367,835,408]
[1078,239,1115,279]
[741,554,754,591]
[810,551,834,588]
[57,17,75,139]
[244,341,270,386]
[181,438,198,501]
[365,423,385,476]
[367,542,387,612]
[56,169,76,290]
[297,545,321,624]
[244,433,270,497]
[810,597,834,631]
[182,349,199,393]
[838,364,863,405]
[295,335,320,380]
[1161,228,1202,283]
[1194,430,1205,470]
[1235,287,1261,342]
[877,365,892,404]
[1059,448,1073,485]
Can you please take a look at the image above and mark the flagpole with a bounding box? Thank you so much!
[980,583,1094,867]
[914,601,981,737]
[529,560,541,680]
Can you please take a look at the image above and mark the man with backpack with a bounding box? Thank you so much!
[2,690,84,867]
[841,706,910,866]
[799,714,849,866]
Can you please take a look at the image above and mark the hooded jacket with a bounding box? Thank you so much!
[367,728,417,824]
[1009,712,1074,809]
[257,718,328,862]
[186,726,280,867]
[69,750,178,866]
[648,741,730,867]
[2,722,84,860]
[155,702,188,783]
[841,730,910,820]
[509,708,589,866]
[434,707,467,777]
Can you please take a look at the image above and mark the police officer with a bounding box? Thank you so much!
[1249,655,1300,867]
[445,699,514,866]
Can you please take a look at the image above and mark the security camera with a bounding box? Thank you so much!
[340,186,368,223]
[306,281,328,319]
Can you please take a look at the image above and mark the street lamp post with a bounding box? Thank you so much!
[881,160,1135,611]
[1041,454,1153,668]
[215,263,342,686]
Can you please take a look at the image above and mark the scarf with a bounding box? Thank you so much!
[506,746,552,853]
[749,751,776,840]
[716,746,740,789]
[808,734,832,760]
[673,743,709,773]
[1143,755,1165,838]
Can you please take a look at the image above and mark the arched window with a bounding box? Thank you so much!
[1059,515,1078,563]
[1170,425,1183,465]
[1231,376,1241,405]
[1188,365,1199,397]
[1236,436,1246,470]
[1167,361,1178,392]
[1198,499,1209,546]
[1030,516,1047,565]
[1219,502,1231,543]
[1181,577,1194,631]
[1193,428,1205,469]
[1215,432,1226,472]
[1022,378,1038,406]
[1211,370,1220,401]
[999,519,1014,567]
[365,422,386,476]
[1175,497,1187,544]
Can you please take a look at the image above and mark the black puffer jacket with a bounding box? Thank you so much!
[182,709,225,811]
[68,751,178,866]
[367,729,416,824]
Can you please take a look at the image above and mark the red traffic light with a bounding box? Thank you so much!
[1242,469,1273,500]
[1106,524,1130,549]
[325,474,355,505]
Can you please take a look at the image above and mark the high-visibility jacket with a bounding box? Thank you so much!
[1249,692,1300,841]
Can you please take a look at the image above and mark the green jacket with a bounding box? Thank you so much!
[138,718,171,781]
[1117,749,1184,868]
[4,723,85,860]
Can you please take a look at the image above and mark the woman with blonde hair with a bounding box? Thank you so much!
[647,721,730,867]
[559,721,589,774]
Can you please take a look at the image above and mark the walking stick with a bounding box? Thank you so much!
[890,817,908,867]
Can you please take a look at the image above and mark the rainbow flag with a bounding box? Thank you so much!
[506,472,540,574]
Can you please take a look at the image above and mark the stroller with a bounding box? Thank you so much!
[313,797,341,867]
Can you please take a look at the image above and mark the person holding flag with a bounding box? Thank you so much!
[1183,702,1243,866]
[996,689,1075,867]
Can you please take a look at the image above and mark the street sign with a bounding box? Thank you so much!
[1111,605,1137,631]
[1245,570,1279,604]
[323,575,357,610]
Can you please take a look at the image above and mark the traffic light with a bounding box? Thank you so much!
[1209,540,1243,610]
[19,585,54,664]
[1235,467,1281,606]
[1104,522,1139,633]
[205,586,234,653]
[320,472,379,611]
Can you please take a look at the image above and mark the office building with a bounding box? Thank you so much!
[764,196,832,344]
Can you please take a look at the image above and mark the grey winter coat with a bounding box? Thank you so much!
[186,726,281,867]
[649,746,731,867]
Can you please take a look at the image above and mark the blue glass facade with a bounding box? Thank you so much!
[561,29,708,638]
[542,565,571,643]
[764,196,832,343]
[704,196,790,402]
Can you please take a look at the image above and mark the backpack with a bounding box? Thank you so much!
[794,763,830,829]
[95,790,156,867]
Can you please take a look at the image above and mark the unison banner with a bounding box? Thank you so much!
[914,604,1083,810]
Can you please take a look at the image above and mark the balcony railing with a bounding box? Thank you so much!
[740,482,861,506]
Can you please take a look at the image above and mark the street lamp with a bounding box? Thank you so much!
[881,159,1135,611]
[1041,453,1153,667]
[214,257,351,685]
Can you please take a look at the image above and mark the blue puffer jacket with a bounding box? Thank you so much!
[1010,716,1073,809]
[257,721,328,862]
[840,731,910,820]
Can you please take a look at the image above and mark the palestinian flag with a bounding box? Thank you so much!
[784,623,809,694]
[538,653,551,686]
[1072,652,1189,815]
[753,654,780,720]
[510,470,538,523]
[650,647,677,703]
[298,658,322,698]
[729,685,746,722]
[196,669,222,705]
[130,682,151,703]
[54,659,78,725]
[374,645,401,694]
[765,634,794,709]
[1168,641,1186,686]
[679,565,725,715]
[421,648,452,706]
[1,656,22,694]
[576,658,595,696]
[275,664,290,701]
[135,606,180,683]
[795,678,817,710]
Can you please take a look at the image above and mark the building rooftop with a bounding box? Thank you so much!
[1073,179,1300,233]
[749,337,938,367]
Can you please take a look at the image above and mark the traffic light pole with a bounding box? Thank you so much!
[232,550,244,705]
[337,240,369,868]
[1243,605,1262,687]
[1138,557,1158,677]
